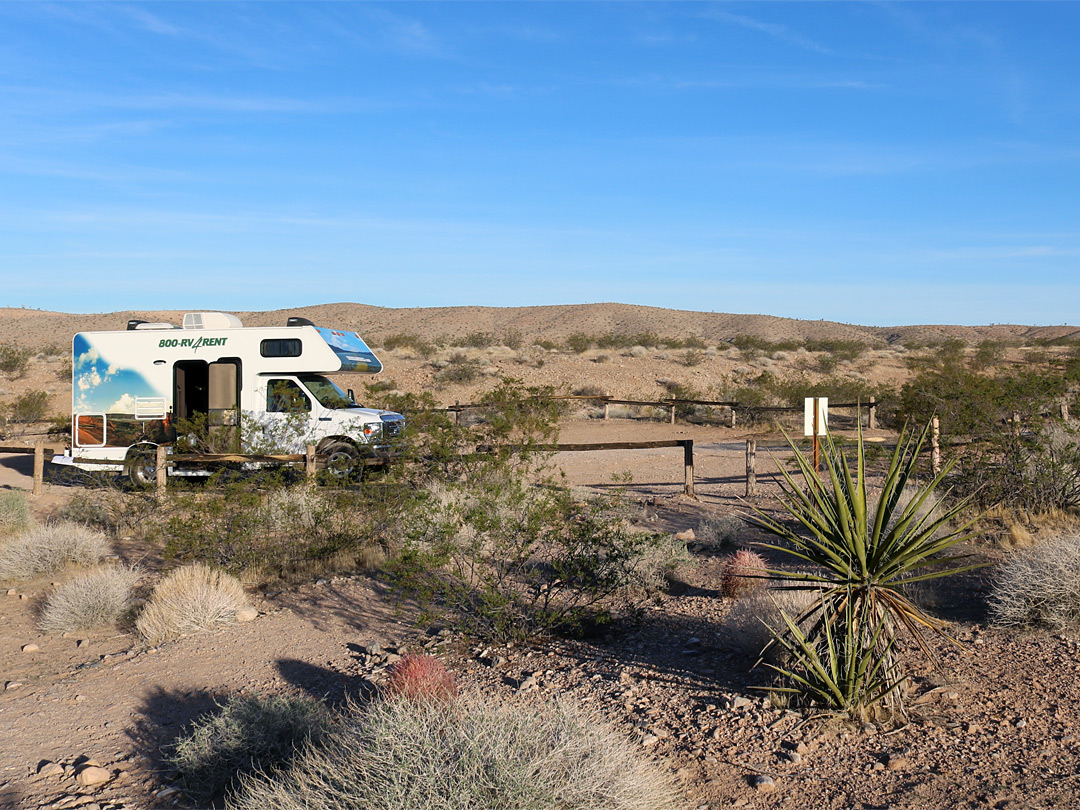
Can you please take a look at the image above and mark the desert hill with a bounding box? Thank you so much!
[1,303,1078,350]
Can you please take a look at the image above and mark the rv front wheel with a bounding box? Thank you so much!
[127,448,157,488]
[322,442,362,481]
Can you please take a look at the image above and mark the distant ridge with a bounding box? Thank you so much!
[1,303,1077,350]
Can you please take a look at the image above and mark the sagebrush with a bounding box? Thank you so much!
[170,693,333,806]
[229,691,682,810]
[989,533,1080,631]
[0,490,33,536]
[136,564,251,645]
[39,565,140,634]
[0,521,109,581]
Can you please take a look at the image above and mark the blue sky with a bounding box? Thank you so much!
[1,2,1077,326]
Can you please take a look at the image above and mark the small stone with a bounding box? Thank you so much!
[4,681,22,691]
[795,742,809,755]
[731,696,752,710]
[77,639,89,648]
[76,765,112,786]
[315,579,327,586]
[965,723,983,734]
[753,774,776,792]
[367,642,383,656]
[235,607,258,622]
[710,727,723,740]
[641,734,659,747]
[517,674,538,693]
[785,751,802,764]
[19,593,27,600]
[37,761,64,777]
[6,588,15,596]
[1015,718,1027,729]
[886,755,910,771]
[21,643,39,653]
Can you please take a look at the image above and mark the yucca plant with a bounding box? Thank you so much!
[749,421,980,718]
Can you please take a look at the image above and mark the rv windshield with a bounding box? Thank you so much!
[300,375,356,409]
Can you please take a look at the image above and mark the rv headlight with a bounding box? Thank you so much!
[362,422,382,438]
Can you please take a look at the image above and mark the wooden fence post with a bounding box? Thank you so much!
[729,407,736,428]
[306,444,317,480]
[1062,401,1070,422]
[682,440,695,498]
[931,416,941,476]
[155,444,168,499]
[745,438,757,496]
[32,440,44,497]
[670,403,676,424]
[868,396,876,430]
[603,402,610,420]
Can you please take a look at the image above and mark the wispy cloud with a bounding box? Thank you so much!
[701,9,836,56]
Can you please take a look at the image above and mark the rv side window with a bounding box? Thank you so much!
[266,380,311,413]
[261,339,302,358]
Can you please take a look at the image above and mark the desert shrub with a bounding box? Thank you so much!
[0,341,31,377]
[381,333,437,358]
[682,349,704,367]
[57,487,158,536]
[434,354,482,385]
[719,549,767,598]
[629,533,692,594]
[501,330,524,351]
[720,586,818,662]
[452,331,496,349]
[0,490,33,536]
[384,653,459,705]
[6,390,49,424]
[989,533,1080,631]
[0,522,109,581]
[695,514,742,549]
[136,563,252,645]
[229,692,681,810]
[39,564,140,634]
[391,474,668,641]
[170,693,333,806]
[566,332,592,354]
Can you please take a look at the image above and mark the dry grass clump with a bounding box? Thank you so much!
[170,693,333,806]
[136,564,252,645]
[989,533,1080,631]
[0,490,33,536]
[384,653,459,705]
[719,549,767,598]
[719,586,819,663]
[695,514,742,549]
[229,691,682,810]
[0,521,109,581]
[39,565,140,634]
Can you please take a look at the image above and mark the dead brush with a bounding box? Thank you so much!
[0,521,109,581]
[39,564,141,634]
[136,563,252,645]
[720,549,767,598]
[384,653,459,705]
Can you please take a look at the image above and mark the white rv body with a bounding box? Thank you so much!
[54,312,404,482]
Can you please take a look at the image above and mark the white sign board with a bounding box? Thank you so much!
[804,397,828,437]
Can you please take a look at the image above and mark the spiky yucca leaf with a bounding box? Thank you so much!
[749,421,981,716]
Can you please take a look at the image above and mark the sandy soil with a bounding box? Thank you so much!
[2,306,1080,810]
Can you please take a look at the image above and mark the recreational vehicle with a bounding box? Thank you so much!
[53,312,405,485]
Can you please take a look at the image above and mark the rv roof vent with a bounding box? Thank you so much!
[286,316,316,327]
[127,319,147,330]
[182,312,244,330]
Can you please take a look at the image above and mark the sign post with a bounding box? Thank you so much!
[804,397,828,471]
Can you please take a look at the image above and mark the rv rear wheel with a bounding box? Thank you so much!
[127,448,157,488]
[322,442,362,481]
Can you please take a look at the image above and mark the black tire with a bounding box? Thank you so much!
[321,441,362,481]
[127,447,158,488]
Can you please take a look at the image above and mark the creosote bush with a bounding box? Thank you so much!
[170,693,333,806]
[989,533,1080,631]
[228,691,682,810]
[384,653,459,705]
[136,564,252,645]
[39,565,140,634]
[0,521,109,581]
